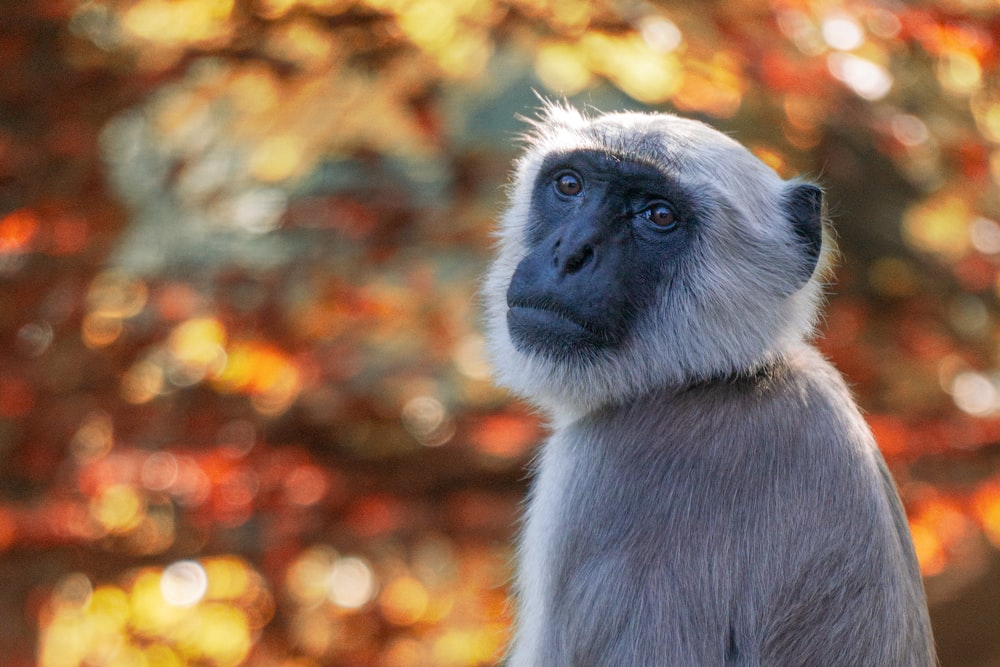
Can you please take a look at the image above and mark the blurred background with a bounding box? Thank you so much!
[3,0,1000,664]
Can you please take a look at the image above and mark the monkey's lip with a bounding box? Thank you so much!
[506,303,603,340]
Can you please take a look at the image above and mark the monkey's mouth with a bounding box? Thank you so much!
[508,299,597,333]
[506,300,612,353]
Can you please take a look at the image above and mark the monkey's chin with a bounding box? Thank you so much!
[506,306,613,358]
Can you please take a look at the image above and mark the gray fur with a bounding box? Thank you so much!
[485,104,936,666]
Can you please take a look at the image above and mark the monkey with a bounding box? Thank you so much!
[482,102,937,666]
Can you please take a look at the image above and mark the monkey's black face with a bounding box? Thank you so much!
[507,150,696,360]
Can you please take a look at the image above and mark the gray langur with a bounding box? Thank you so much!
[483,103,937,666]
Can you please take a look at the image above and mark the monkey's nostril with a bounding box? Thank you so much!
[563,245,594,274]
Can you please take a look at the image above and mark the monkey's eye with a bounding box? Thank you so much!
[554,171,583,197]
[640,203,678,230]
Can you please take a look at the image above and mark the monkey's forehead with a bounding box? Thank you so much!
[523,110,780,188]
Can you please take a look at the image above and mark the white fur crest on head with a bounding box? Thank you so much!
[484,103,829,422]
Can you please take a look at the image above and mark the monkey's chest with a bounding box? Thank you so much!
[536,437,748,615]
[526,441,745,662]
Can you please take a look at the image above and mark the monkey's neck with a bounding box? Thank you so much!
[683,356,788,392]
[548,349,800,430]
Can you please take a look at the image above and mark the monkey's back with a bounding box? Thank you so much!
[511,343,936,666]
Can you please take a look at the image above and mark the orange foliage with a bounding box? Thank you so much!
[0,208,39,254]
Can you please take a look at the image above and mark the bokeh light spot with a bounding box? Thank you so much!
[891,114,930,147]
[453,333,491,380]
[141,451,179,491]
[250,135,307,183]
[903,194,971,260]
[535,41,593,95]
[286,545,338,607]
[71,412,114,463]
[91,484,145,534]
[402,395,454,447]
[970,217,1000,254]
[161,560,209,607]
[821,13,864,51]
[380,576,429,626]
[938,51,982,95]
[15,320,54,357]
[827,53,892,100]
[168,317,227,376]
[53,572,94,609]
[0,208,39,254]
[82,312,124,348]
[284,464,329,506]
[203,556,251,600]
[122,0,234,45]
[973,482,1000,549]
[328,556,377,609]
[87,270,148,319]
[950,371,999,416]
[185,603,252,665]
[639,16,682,53]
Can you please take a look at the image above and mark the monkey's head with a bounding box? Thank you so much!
[483,103,829,419]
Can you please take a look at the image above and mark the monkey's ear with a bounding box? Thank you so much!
[784,182,823,284]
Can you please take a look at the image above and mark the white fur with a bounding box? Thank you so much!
[483,103,828,422]
[507,429,575,665]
